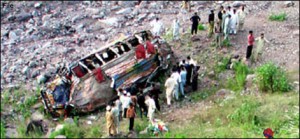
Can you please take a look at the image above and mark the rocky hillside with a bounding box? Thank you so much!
[1,1,299,91]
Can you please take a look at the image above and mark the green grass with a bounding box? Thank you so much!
[1,120,5,138]
[142,92,299,138]
[269,13,287,21]
[49,123,85,138]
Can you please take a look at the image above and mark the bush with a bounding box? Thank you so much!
[255,63,291,92]
[198,24,205,31]
[269,13,287,21]
[233,62,249,91]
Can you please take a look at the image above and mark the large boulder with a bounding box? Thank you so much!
[232,1,246,8]
[15,13,33,22]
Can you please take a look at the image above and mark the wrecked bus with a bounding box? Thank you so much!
[40,30,174,117]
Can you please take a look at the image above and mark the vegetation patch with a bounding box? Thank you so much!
[255,62,292,92]
[221,38,232,47]
[269,13,287,21]
[198,24,205,31]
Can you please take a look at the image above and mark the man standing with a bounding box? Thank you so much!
[238,6,246,31]
[111,103,120,134]
[218,6,224,30]
[151,17,164,37]
[246,30,255,60]
[221,10,227,33]
[223,14,231,40]
[148,83,162,111]
[173,17,181,41]
[106,105,117,137]
[255,33,270,62]
[230,9,239,35]
[145,95,156,124]
[120,93,132,118]
[179,66,187,97]
[215,21,222,48]
[137,93,147,118]
[208,10,215,38]
[227,6,233,16]
[126,103,136,132]
[190,12,201,37]
[164,74,176,107]
[171,68,181,100]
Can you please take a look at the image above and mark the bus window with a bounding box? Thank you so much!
[100,48,117,63]
[114,42,131,55]
[82,59,95,70]
[127,37,139,47]
[71,64,88,78]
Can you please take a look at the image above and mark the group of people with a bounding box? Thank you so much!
[105,83,162,137]
[165,56,199,106]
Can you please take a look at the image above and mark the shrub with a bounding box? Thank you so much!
[269,13,287,21]
[198,24,205,31]
[233,62,249,91]
[255,63,291,92]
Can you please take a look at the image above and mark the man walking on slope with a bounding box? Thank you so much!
[190,12,201,37]
[165,74,176,107]
[254,33,270,62]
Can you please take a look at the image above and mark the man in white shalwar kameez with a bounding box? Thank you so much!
[173,17,181,41]
[238,6,246,31]
[230,9,239,35]
[223,14,231,40]
[164,75,176,106]
[151,17,164,37]
[171,70,181,101]
[145,95,156,124]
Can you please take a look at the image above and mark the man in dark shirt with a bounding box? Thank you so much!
[208,10,215,38]
[217,6,224,30]
[190,12,201,37]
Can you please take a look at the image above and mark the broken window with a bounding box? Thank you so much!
[99,48,117,63]
[71,63,88,78]
[81,54,103,71]
[113,42,131,55]
[127,37,139,47]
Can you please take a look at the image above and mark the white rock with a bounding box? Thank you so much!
[34,2,42,8]
[116,8,132,15]
[99,17,119,27]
